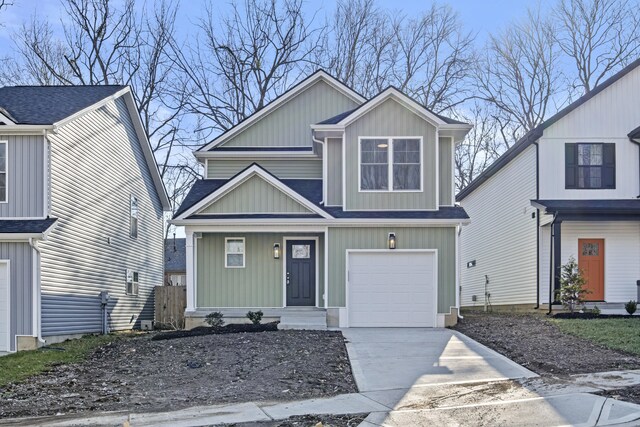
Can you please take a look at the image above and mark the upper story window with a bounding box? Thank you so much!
[565,143,615,189]
[130,195,139,238]
[0,141,6,202]
[360,137,422,191]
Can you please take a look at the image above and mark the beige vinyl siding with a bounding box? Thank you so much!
[199,175,312,214]
[327,226,456,312]
[326,137,343,205]
[220,80,360,148]
[459,145,538,307]
[439,137,453,206]
[344,99,437,210]
[207,159,322,179]
[196,233,325,308]
[39,97,164,336]
[0,135,45,217]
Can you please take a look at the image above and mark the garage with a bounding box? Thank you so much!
[347,250,437,327]
[0,262,9,351]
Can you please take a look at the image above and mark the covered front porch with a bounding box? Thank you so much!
[183,225,329,329]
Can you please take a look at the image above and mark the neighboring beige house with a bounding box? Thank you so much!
[172,71,472,329]
[0,86,170,352]
[458,59,640,312]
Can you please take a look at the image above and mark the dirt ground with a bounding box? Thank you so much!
[453,312,640,376]
[0,330,357,419]
[228,413,369,427]
[602,386,640,405]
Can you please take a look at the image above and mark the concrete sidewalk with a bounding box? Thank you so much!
[4,371,640,426]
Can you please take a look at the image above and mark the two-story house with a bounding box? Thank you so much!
[458,59,640,312]
[0,86,170,352]
[172,71,471,329]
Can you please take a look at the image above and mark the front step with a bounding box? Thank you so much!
[279,309,327,330]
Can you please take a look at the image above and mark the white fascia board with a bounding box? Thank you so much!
[0,112,15,125]
[0,233,43,240]
[337,88,447,127]
[0,125,54,134]
[175,164,333,220]
[198,71,366,153]
[171,218,470,227]
[196,151,320,159]
[53,87,131,129]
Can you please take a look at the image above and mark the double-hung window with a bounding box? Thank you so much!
[565,143,615,189]
[125,269,139,296]
[360,137,422,191]
[0,141,6,202]
[225,237,245,268]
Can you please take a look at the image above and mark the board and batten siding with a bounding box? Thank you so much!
[327,226,456,313]
[344,99,437,210]
[199,175,312,214]
[439,137,453,206]
[196,233,324,308]
[219,80,360,148]
[539,65,640,200]
[554,222,640,303]
[39,97,164,337]
[459,145,538,307]
[207,159,322,179]
[0,135,45,218]
[2,243,33,351]
[326,138,343,206]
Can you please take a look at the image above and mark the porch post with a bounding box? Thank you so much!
[185,230,196,313]
[552,220,562,303]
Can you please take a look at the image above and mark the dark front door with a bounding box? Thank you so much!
[286,240,316,306]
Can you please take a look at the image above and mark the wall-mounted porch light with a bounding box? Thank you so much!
[273,243,281,259]
[388,232,396,250]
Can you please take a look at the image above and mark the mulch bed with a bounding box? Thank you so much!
[227,413,369,427]
[0,330,357,419]
[152,322,280,340]
[453,312,640,376]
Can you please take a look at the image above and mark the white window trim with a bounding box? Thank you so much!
[357,136,423,193]
[0,141,8,204]
[125,269,139,296]
[225,237,246,268]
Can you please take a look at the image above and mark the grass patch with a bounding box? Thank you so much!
[549,318,640,355]
[0,334,121,388]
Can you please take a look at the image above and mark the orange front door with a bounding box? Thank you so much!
[578,239,605,301]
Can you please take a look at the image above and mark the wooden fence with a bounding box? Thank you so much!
[155,286,187,329]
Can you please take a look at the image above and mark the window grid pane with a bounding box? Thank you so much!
[392,138,420,190]
[361,139,389,190]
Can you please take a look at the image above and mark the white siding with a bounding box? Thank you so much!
[539,225,552,305]
[39,97,164,337]
[559,221,640,303]
[539,65,640,199]
[460,145,538,306]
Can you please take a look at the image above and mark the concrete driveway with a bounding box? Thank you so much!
[341,328,537,392]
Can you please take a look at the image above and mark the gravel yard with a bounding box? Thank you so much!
[453,312,640,376]
[0,330,357,419]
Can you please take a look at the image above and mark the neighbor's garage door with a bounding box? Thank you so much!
[0,263,8,351]
[348,251,437,327]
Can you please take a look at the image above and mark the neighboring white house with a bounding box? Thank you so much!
[457,59,640,311]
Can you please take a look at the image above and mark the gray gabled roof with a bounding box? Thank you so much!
[0,218,58,234]
[165,238,186,273]
[0,85,126,125]
[457,56,640,202]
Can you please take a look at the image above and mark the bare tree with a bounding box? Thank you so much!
[173,0,325,137]
[476,8,561,146]
[555,0,640,94]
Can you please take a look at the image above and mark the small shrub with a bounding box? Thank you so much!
[556,256,590,313]
[204,312,224,328]
[246,310,263,325]
[592,305,601,316]
[626,300,638,315]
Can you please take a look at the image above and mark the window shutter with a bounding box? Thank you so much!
[602,143,616,189]
[565,143,577,189]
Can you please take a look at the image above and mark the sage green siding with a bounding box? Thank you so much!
[197,233,324,307]
[326,138,343,206]
[207,159,322,179]
[328,227,456,312]
[220,80,360,148]
[439,137,453,206]
[344,99,437,210]
[199,175,312,214]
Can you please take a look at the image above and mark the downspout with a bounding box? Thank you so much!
[533,141,540,309]
[312,135,326,205]
[28,238,45,345]
[547,212,558,315]
[456,223,463,319]
[631,138,640,198]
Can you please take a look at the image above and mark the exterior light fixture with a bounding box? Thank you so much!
[377,143,389,148]
[273,243,281,259]
[388,232,396,250]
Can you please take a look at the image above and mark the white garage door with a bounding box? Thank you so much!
[0,263,8,351]
[347,251,437,327]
